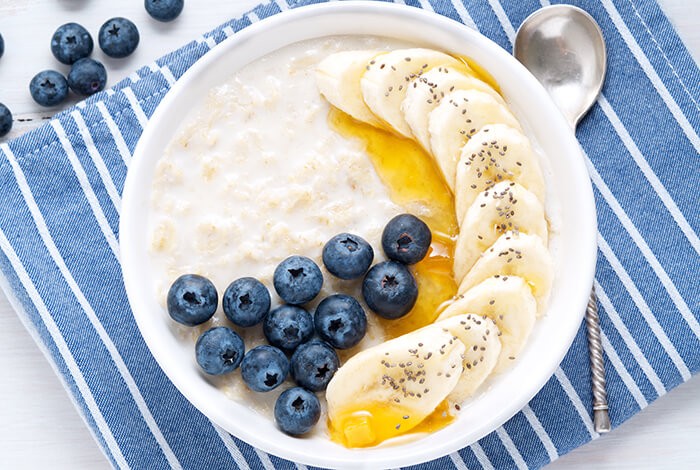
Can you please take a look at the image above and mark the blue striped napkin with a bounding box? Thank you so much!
[1,0,698,468]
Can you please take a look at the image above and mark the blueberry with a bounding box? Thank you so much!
[314,294,367,349]
[274,387,321,436]
[362,261,418,319]
[68,58,107,96]
[290,340,339,392]
[241,345,289,392]
[99,18,140,58]
[0,32,4,59]
[263,305,314,352]
[222,277,270,327]
[322,233,374,280]
[0,103,12,138]
[145,0,185,22]
[29,70,69,107]
[51,23,93,65]
[273,256,323,305]
[382,214,432,265]
[195,327,244,375]
[167,274,218,326]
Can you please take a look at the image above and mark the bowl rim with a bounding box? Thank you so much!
[120,1,598,467]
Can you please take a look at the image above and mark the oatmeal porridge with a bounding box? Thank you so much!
[147,35,554,447]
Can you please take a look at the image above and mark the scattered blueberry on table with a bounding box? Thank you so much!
[274,387,321,436]
[0,103,12,138]
[290,340,339,392]
[167,273,218,326]
[322,233,374,280]
[145,0,185,22]
[51,22,94,65]
[273,255,323,305]
[263,304,314,352]
[99,17,140,58]
[382,213,432,265]
[0,32,4,59]
[241,345,290,392]
[67,58,107,96]
[222,277,271,327]
[29,70,69,107]
[195,326,245,375]
[362,260,418,319]
[314,294,367,349]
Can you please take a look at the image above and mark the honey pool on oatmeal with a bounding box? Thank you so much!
[147,36,419,417]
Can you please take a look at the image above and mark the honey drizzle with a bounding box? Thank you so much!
[328,400,455,448]
[457,55,502,94]
[329,108,458,338]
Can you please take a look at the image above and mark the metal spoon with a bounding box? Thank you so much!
[514,5,611,433]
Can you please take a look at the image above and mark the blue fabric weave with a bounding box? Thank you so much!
[0,0,698,468]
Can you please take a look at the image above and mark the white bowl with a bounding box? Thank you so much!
[120,2,597,468]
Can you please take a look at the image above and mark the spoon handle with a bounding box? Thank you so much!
[586,287,611,433]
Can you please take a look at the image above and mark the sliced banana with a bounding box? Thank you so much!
[315,50,386,128]
[458,231,553,314]
[433,314,501,401]
[326,325,464,447]
[438,276,536,373]
[361,48,461,138]
[453,181,547,281]
[455,124,546,219]
[428,90,521,190]
[401,65,503,152]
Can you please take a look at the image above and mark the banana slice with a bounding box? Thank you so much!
[402,65,503,152]
[428,90,521,190]
[326,325,465,447]
[361,48,461,138]
[438,276,536,373]
[458,231,553,313]
[434,314,501,401]
[315,50,386,128]
[455,124,546,219]
[453,181,547,281]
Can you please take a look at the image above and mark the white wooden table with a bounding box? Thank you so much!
[0,1,697,468]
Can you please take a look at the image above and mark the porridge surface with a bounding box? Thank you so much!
[147,36,414,417]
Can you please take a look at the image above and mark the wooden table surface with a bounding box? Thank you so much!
[0,1,697,468]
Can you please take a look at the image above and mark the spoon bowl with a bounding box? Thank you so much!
[514,5,606,127]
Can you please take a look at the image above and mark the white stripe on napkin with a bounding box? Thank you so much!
[211,425,252,470]
[123,87,149,129]
[255,449,276,470]
[522,405,559,461]
[595,280,667,396]
[554,368,597,439]
[96,101,132,166]
[470,442,496,470]
[495,427,528,470]
[624,0,700,110]
[449,451,470,470]
[71,111,122,212]
[601,329,649,408]
[448,0,477,29]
